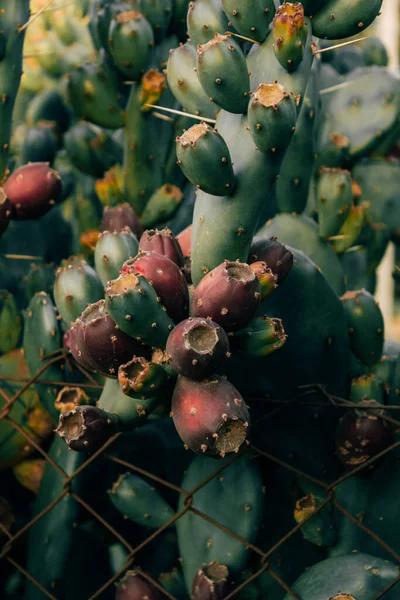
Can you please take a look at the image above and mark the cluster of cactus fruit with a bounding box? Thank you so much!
[2,0,400,598]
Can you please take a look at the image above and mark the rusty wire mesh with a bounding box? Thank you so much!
[1,350,400,600]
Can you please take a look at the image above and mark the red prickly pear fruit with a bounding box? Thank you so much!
[166,317,230,380]
[100,203,143,238]
[176,224,192,257]
[191,260,261,332]
[248,236,293,284]
[70,299,151,377]
[192,562,230,600]
[139,228,184,267]
[55,405,116,452]
[249,261,278,301]
[115,570,161,600]
[122,251,189,324]
[4,162,62,219]
[0,188,12,237]
[171,374,250,457]
[335,401,394,473]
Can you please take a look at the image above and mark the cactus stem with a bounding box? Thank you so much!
[144,104,216,124]
[313,35,370,55]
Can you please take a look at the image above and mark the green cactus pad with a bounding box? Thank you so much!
[316,167,353,240]
[196,33,250,114]
[176,122,236,195]
[341,289,384,367]
[109,472,175,528]
[311,0,383,40]
[105,272,175,348]
[221,0,275,43]
[187,0,231,45]
[94,229,139,286]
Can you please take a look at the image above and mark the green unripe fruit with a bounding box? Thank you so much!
[311,0,383,40]
[248,82,297,154]
[22,123,59,165]
[316,167,353,239]
[187,0,231,45]
[94,228,139,286]
[0,291,21,354]
[176,122,236,195]
[141,184,183,228]
[350,374,384,405]
[108,10,154,81]
[196,33,250,114]
[232,316,287,357]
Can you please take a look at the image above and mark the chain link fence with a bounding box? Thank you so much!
[1,350,400,599]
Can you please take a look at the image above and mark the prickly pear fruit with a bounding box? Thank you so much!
[316,167,353,239]
[231,316,286,357]
[311,0,383,40]
[105,272,175,348]
[171,375,249,457]
[294,493,336,548]
[109,472,175,529]
[13,459,45,494]
[54,257,104,326]
[350,374,383,405]
[166,318,230,380]
[0,290,21,354]
[70,300,150,378]
[122,250,189,323]
[141,184,183,229]
[54,386,90,412]
[272,3,307,71]
[191,260,261,332]
[24,262,56,300]
[64,123,121,178]
[248,82,297,154]
[118,356,168,397]
[221,0,275,43]
[22,123,59,165]
[108,11,154,81]
[192,562,230,600]
[139,228,184,267]
[249,262,278,300]
[95,164,126,207]
[94,228,139,286]
[4,163,62,220]
[56,405,117,452]
[176,123,236,196]
[0,188,11,236]
[196,33,250,114]
[101,203,143,238]
[188,0,231,45]
[116,571,161,600]
[341,290,384,367]
[331,205,364,254]
[177,224,192,258]
[248,237,293,283]
[335,402,394,472]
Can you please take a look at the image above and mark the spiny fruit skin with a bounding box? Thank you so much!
[335,402,394,472]
[121,250,189,324]
[196,33,250,114]
[139,228,184,267]
[70,300,151,378]
[0,188,12,237]
[141,184,183,229]
[191,260,261,332]
[232,316,287,357]
[249,261,278,300]
[108,10,154,81]
[316,167,353,239]
[192,562,230,600]
[56,405,117,452]
[118,356,168,397]
[176,122,236,196]
[221,0,275,43]
[272,2,307,72]
[248,237,293,283]
[94,227,139,286]
[188,0,231,46]
[341,289,384,367]
[54,386,90,412]
[4,163,62,220]
[248,82,297,154]
[101,203,143,238]
[310,0,383,40]
[171,374,250,457]
[115,570,161,600]
[166,317,230,380]
[177,224,192,258]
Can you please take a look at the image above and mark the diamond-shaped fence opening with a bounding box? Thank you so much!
[1,351,400,599]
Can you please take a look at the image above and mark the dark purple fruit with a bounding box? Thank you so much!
[249,236,293,284]
[122,251,189,323]
[0,188,11,237]
[191,260,261,332]
[335,401,394,472]
[115,570,161,600]
[166,317,230,380]
[4,162,62,219]
[192,562,230,600]
[101,203,143,238]
[55,405,116,452]
[139,228,184,267]
[172,375,250,457]
[70,299,151,377]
